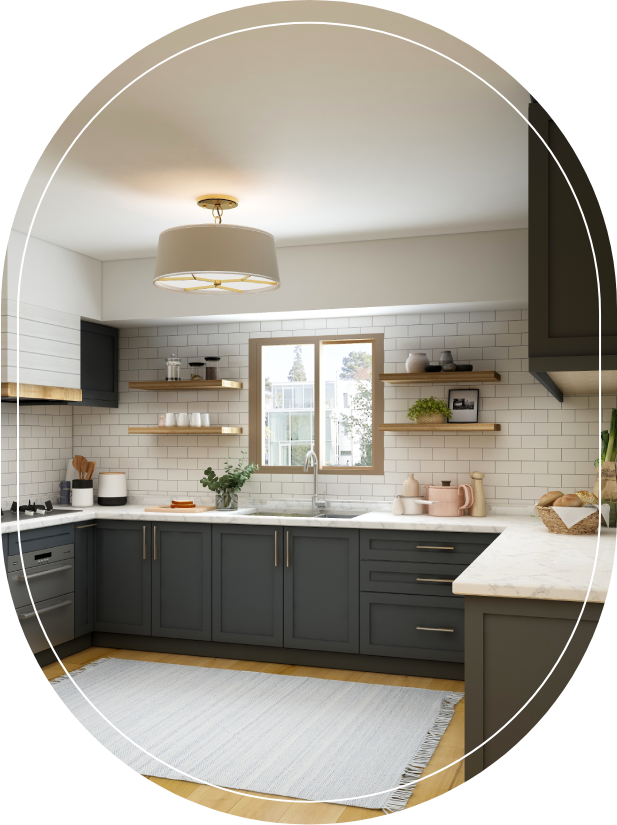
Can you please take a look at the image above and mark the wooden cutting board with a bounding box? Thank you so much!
[144,506,216,513]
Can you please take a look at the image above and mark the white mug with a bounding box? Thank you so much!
[189,412,202,427]
[201,413,210,427]
[164,412,177,427]
[176,412,190,427]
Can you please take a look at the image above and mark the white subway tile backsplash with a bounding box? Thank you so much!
[3,307,605,509]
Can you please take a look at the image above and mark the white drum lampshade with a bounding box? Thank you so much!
[153,224,280,295]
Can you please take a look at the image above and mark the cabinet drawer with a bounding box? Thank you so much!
[360,592,464,662]
[8,523,75,555]
[361,560,467,597]
[360,530,495,564]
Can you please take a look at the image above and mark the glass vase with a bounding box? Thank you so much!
[215,490,238,510]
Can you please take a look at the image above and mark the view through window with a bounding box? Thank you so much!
[257,337,380,470]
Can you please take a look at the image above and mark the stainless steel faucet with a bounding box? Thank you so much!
[304,449,326,515]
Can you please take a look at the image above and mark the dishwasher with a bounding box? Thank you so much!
[6,543,75,654]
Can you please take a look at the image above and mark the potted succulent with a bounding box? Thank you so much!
[200,452,259,510]
[407,396,453,426]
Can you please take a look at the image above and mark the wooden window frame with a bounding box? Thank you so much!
[249,333,384,475]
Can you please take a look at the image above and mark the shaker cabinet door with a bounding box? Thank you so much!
[94,521,151,635]
[212,524,283,647]
[283,527,359,654]
[151,522,211,641]
[74,520,97,636]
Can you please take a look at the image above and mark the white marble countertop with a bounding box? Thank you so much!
[2,504,614,604]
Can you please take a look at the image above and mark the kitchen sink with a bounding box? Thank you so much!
[244,511,358,519]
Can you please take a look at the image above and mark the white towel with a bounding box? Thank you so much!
[551,503,610,529]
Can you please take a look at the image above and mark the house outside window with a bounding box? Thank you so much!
[249,334,384,474]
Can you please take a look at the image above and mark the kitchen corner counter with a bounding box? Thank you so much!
[2,504,614,604]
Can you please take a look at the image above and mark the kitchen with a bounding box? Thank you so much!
[1,2,616,822]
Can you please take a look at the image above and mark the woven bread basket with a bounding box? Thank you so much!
[536,505,599,535]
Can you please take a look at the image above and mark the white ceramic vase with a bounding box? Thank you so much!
[405,352,429,373]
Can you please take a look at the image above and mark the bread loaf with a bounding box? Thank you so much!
[576,490,598,504]
[538,491,564,507]
[552,494,583,507]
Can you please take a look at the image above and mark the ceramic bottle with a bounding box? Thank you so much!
[402,473,420,497]
[469,471,486,517]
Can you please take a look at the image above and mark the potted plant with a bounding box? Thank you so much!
[200,452,259,510]
[594,409,617,526]
[407,396,453,426]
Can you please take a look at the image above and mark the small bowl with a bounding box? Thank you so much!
[425,365,442,372]
[456,364,473,372]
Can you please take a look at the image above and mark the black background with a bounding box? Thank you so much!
[3,3,615,819]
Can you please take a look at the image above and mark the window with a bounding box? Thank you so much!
[249,334,384,474]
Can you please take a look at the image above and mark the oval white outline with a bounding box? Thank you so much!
[12,17,604,809]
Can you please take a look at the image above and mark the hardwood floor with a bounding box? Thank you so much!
[43,647,465,822]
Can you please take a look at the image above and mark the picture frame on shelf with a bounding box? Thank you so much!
[448,388,479,423]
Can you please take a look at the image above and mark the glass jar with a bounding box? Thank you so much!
[188,361,206,381]
[165,353,181,381]
[215,489,238,510]
[205,356,221,380]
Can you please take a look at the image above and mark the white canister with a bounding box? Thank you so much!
[72,480,94,507]
[405,352,430,373]
[98,472,127,506]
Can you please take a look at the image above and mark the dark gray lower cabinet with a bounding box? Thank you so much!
[212,524,283,646]
[152,522,211,640]
[284,527,359,654]
[94,521,151,635]
[360,592,464,662]
[74,520,97,636]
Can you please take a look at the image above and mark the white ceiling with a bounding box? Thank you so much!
[20,24,529,262]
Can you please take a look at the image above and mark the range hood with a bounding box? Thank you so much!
[1,382,82,405]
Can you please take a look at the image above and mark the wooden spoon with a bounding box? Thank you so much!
[86,461,96,480]
[73,455,86,480]
[80,456,89,480]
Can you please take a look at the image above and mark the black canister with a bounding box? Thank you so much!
[205,356,221,380]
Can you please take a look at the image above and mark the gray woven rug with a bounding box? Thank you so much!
[52,658,463,811]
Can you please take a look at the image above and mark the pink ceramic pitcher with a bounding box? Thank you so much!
[424,482,474,517]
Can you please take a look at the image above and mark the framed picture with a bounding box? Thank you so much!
[448,388,479,423]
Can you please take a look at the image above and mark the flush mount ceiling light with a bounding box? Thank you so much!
[153,195,280,294]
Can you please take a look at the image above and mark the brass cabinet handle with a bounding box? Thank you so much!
[416,577,455,583]
[286,531,290,568]
[153,526,157,561]
[143,525,147,560]
[416,626,455,633]
[77,523,97,529]
[416,545,455,550]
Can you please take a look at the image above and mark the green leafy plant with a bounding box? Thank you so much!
[407,396,452,422]
[200,453,259,502]
[595,429,610,467]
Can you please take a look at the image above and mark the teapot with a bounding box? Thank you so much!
[424,480,474,517]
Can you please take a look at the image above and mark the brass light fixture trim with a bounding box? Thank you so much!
[196,195,239,210]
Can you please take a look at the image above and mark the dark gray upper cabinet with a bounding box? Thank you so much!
[528,99,616,399]
[94,521,151,635]
[283,527,359,654]
[152,522,211,641]
[212,524,283,647]
[69,321,118,408]
[74,520,97,637]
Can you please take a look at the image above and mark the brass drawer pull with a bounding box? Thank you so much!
[143,525,147,560]
[274,531,278,567]
[416,545,455,550]
[286,531,290,567]
[153,526,157,561]
[416,626,455,633]
[416,577,455,583]
[77,523,97,529]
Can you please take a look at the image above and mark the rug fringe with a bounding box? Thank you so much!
[382,691,464,813]
[50,656,114,685]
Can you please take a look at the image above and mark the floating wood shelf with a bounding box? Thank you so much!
[128,426,243,435]
[379,423,501,432]
[128,380,243,391]
[1,382,82,402]
[380,371,501,385]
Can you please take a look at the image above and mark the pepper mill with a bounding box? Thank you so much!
[469,471,486,517]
